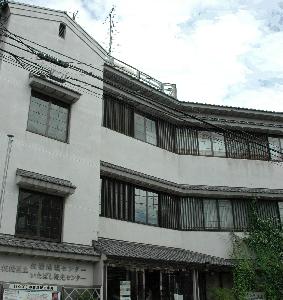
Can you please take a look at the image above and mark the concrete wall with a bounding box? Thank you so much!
[101,127,283,189]
[99,217,233,258]
[0,5,105,246]
[100,128,283,258]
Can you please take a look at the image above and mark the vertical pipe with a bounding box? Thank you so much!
[0,134,14,229]
[103,264,108,300]
[160,271,163,300]
[193,269,200,300]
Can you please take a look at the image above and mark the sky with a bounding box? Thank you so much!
[14,0,283,112]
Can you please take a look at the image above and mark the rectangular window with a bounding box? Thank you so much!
[59,23,66,39]
[268,136,283,161]
[203,199,218,229]
[198,131,226,157]
[103,95,134,136]
[198,131,213,156]
[100,177,134,221]
[134,113,157,145]
[27,91,69,142]
[134,188,158,225]
[176,127,199,155]
[219,200,233,229]
[15,189,63,242]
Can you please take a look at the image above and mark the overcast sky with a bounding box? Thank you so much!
[15,0,283,111]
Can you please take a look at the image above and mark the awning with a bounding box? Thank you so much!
[94,238,232,269]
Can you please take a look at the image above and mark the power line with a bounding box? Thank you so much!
[1,29,283,159]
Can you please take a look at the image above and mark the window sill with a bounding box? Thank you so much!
[26,129,69,144]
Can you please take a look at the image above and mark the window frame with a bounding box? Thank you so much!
[268,136,283,161]
[59,23,66,39]
[197,131,226,157]
[134,112,157,146]
[27,90,71,143]
[15,188,64,242]
[134,187,159,226]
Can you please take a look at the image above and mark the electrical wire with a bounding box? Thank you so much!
[1,28,283,160]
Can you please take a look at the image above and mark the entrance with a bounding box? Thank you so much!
[106,267,194,300]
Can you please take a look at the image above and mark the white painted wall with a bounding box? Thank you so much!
[99,217,233,258]
[101,127,283,189]
[0,5,105,246]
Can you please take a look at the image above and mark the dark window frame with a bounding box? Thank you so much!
[134,112,158,146]
[102,95,274,162]
[100,177,281,232]
[134,187,159,226]
[15,188,64,242]
[59,23,66,39]
[268,136,283,161]
[27,90,71,143]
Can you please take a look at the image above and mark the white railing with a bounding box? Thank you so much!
[106,56,177,99]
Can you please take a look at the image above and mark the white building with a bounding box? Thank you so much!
[0,2,283,300]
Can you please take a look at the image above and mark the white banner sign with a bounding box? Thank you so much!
[3,289,60,300]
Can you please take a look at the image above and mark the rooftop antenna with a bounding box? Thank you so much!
[72,10,78,21]
[105,6,116,56]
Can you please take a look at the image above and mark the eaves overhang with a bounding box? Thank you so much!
[0,234,100,262]
[101,161,283,200]
[104,65,283,133]
[94,237,232,270]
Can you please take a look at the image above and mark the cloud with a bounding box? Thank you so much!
[12,0,283,111]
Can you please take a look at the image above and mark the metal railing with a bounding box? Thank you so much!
[62,286,101,300]
[106,56,177,99]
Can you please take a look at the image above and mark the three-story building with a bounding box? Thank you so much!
[0,2,283,300]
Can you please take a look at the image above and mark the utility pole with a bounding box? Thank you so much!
[0,134,14,229]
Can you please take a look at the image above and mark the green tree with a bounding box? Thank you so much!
[231,202,283,300]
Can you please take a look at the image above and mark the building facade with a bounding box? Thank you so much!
[0,2,283,300]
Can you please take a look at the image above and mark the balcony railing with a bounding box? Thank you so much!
[106,56,177,99]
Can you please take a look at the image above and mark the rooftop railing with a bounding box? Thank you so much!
[106,56,177,99]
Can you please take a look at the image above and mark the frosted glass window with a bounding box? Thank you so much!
[135,188,158,225]
[212,133,226,157]
[27,91,69,142]
[268,137,282,161]
[219,200,233,229]
[134,113,157,145]
[203,200,218,229]
[198,131,213,156]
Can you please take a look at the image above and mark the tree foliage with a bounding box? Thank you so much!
[231,201,283,300]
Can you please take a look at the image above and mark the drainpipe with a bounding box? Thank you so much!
[0,134,14,229]
[193,269,200,300]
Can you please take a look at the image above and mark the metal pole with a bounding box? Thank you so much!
[0,134,14,228]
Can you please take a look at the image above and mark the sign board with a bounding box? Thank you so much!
[0,255,93,286]
[3,289,60,300]
[120,281,131,299]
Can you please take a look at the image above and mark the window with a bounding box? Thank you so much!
[134,113,157,145]
[27,90,70,142]
[59,23,66,38]
[15,189,63,242]
[175,127,199,155]
[219,200,233,229]
[134,188,158,225]
[198,131,226,157]
[100,177,134,221]
[203,199,218,229]
[268,136,283,161]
